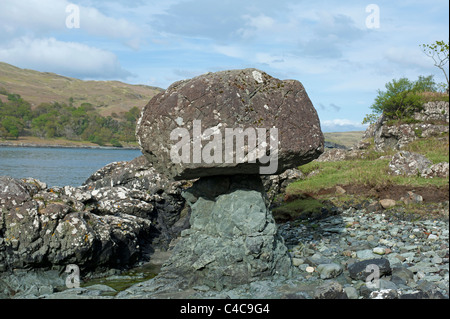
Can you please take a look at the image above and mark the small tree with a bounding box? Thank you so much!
[421,41,449,92]
[362,75,437,124]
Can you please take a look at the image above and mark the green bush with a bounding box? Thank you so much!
[363,75,439,124]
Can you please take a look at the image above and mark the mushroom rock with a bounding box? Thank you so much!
[134,69,324,291]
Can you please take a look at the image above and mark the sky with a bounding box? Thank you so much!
[0,0,448,132]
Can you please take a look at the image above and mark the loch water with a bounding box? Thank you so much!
[0,146,142,187]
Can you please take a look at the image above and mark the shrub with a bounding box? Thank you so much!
[363,75,439,124]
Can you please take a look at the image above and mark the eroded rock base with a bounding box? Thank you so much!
[132,175,293,293]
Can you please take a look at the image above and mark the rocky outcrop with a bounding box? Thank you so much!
[374,122,448,152]
[370,101,449,152]
[136,68,324,180]
[80,155,190,249]
[414,101,449,123]
[388,151,449,179]
[0,156,191,273]
[0,176,152,272]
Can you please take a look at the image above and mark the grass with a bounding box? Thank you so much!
[404,132,449,163]
[288,155,448,196]
[274,131,449,221]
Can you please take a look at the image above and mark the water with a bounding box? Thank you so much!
[0,146,142,187]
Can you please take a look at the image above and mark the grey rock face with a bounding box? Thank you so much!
[414,101,449,123]
[0,156,192,272]
[372,101,449,152]
[388,151,433,176]
[0,175,152,271]
[136,68,324,180]
[145,175,293,291]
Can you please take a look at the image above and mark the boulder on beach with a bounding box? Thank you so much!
[136,68,324,180]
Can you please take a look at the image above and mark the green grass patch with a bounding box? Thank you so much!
[287,155,448,196]
[402,133,449,164]
[272,196,332,222]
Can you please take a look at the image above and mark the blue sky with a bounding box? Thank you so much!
[0,0,448,132]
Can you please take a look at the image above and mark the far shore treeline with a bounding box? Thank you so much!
[0,88,140,147]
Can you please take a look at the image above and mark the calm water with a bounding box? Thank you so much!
[0,146,142,187]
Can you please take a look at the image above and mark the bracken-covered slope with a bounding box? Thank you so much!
[0,61,163,117]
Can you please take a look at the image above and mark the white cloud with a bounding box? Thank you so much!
[237,14,276,39]
[0,0,143,48]
[0,37,131,79]
[212,44,247,59]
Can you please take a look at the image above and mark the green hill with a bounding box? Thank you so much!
[0,62,162,117]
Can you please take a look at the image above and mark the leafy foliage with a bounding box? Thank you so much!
[421,40,449,91]
[0,89,140,146]
[363,75,440,124]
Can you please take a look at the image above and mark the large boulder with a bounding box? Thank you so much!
[136,68,324,180]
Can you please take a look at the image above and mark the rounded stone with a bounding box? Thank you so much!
[136,68,324,180]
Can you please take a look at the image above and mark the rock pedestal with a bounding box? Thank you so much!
[132,68,324,292]
[156,175,293,290]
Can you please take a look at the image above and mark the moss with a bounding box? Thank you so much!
[272,197,332,222]
[81,264,159,296]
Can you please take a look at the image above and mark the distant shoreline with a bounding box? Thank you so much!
[0,140,140,150]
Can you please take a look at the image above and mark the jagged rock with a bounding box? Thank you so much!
[388,151,433,176]
[421,162,449,179]
[0,155,193,272]
[0,176,153,271]
[262,168,304,204]
[0,176,42,209]
[371,101,449,152]
[414,101,449,123]
[136,68,324,180]
[374,122,448,152]
[81,155,191,250]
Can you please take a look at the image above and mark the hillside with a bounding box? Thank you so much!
[323,131,365,148]
[0,62,163,117]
